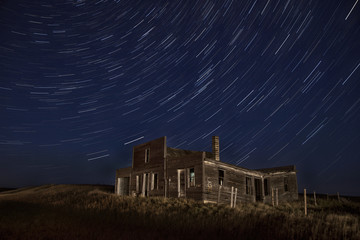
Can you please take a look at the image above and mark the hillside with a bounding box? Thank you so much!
[0,184,359,240]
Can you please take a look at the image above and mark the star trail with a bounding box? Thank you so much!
[1,0,359,195]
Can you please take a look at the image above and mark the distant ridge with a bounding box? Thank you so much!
[0,188,16,193]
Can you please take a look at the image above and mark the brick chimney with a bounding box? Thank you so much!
[212,136,220,161]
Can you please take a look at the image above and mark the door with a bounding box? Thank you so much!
[142,173,150,197]
[254,178,262,201]
[177,169,186,198]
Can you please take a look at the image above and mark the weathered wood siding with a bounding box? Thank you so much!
[263,172,298,203]
[203,160,298,204]
[115,136,299,203]
[130,137,166,197]
[167,151,204,201]
[115,167,132,195]
[116,167,132,178]
[132,136,166,172]
[203,160,263,204]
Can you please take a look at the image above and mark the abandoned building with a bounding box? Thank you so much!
[115,136,298,204]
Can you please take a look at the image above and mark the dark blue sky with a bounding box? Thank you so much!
[1,0,359,195]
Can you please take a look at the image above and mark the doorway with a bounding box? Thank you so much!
[254,178,262,201]
[142,173,149,197]
[177,169,186,198]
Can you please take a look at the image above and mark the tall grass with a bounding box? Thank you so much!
[0,185,359,240]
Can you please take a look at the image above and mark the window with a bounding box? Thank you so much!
[246,177,252,195]
[218,170,224,186]
[145,148,150,163]
[151,173,158,190]
[264,178,269,196]
[136,175,140,192]
[284,177,289,192]
[189,168,195,187]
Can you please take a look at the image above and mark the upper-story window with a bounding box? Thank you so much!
[246,177,252,195]
[145,148,150,163]
[218,170,224,186]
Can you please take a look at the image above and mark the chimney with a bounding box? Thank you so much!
[212,136,220,161]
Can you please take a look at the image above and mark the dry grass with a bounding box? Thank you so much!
[0,185,359,240]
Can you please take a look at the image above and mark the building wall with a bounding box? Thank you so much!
[166,151,204,201]
[115,167,132,195]
[130,136,167,197]
[203,160,263,204]
[132,136,166,172]
[203,160,298,204]
[263,172,298,203]
[115,136,299,204]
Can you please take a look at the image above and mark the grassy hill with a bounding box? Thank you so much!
[0,184,359,240]
[0,188,16,193]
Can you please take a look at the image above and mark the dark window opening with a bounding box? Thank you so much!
[246,177,252,195]
[284,177,289,192]
[153,173,158,190]
[264,178,269,196]
[189,168,195,187]
[218,170,224,186]
[145,148,150,163]
[144,173,149,196]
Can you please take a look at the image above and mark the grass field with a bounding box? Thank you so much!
[0,184,359,240]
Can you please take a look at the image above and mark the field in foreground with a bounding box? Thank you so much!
[0,185,359,240]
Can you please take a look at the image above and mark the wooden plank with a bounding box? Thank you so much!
[234,188,238,208]
[217,185,222,204]
[304,189,307,216]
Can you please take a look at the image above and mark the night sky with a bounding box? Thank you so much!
[1,0,360,196]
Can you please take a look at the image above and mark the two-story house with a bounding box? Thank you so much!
[115,136,298,204]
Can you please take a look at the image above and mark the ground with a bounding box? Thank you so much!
[0,184,359,240]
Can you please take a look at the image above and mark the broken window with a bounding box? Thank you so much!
[264,178,269,196]
[284,177,289,192]
[246,177,252,195]
[189,168,195,187]
[151,173,158,190]
[218,170,224,186]
[145,148,150,163]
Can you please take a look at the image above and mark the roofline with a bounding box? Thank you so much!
[204,159,296,176]
[204,158,264,176]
